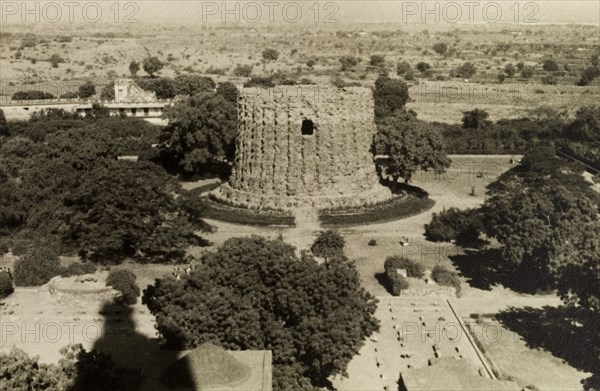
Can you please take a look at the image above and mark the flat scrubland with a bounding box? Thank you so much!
[1,23,598,122]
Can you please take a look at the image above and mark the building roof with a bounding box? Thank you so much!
[399,357,520,391]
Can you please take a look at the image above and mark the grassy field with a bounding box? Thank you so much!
[465,316,590,390]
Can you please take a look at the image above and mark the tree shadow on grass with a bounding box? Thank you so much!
[449,248,505,291]
[375,272,393,295]
[378,177,430,198]
[496,306,599,389]
[450,248,554,294]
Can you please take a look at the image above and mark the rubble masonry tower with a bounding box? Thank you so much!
[217,85,392,209]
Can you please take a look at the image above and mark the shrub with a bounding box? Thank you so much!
[425,207,482,245]
[542,59,559,72]
[368,239,377,246]
[416,62,432,76]
[78,81,96,98]
[432,42,447,55]
[396,61,411,75]
[61,261,96,277]
[243,76,274,88]
[0,272,14,298]
[431,265,461,294]
[233,64,253,77]
[521,66,535,79]
[12,90,56,100]
[13,246,61,286]
[370,54,385,67]
[384,256,425,278]
[339,55,360,71]
[311,230,345,259]
[383,257,414,295]
[106,268,140,305]
[455,62,477,79]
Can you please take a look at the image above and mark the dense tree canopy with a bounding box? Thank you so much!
[143,236,379,389]
[0,109,8,136]
[142,56,164,77]
[373,76,409,120]
[483,143,600,308]
[160,92,237,173]
[0,112,208,263]
[374,111,450,183]
[0,345,124,391]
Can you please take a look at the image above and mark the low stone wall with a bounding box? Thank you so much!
[48,274,118,307]
[215,182,393,210]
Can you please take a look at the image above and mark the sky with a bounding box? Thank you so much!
[1,1,599,26]
[136,0,599,25]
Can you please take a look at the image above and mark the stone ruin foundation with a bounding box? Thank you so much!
[215,86,393,209]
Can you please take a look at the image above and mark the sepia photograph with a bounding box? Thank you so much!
[0,1,598,390]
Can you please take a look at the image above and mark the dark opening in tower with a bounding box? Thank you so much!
[301,119,314,136]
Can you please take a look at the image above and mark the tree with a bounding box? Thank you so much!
[339,55,360,71]
[142,56,164,77]
[137,78,175,99]
[0,345,124,391]
[0,348,69,390]
[425,207,482,245]
[0,109,8,137]
[233,64,253,77]
[13,245,62,286]
[106,268,140,305]
[261,48,279,62]
[432,42,448,55]
[129,60,140,77]
[542,59,559,72]
[516,61,525,71]
[78,81,96,99]
[455,62,477,79]
[504,63,516,77]
[462,108,491,129]
[0,271,13,298]
[483,143,600,292]
[374,111,450,184]
[373,75,409,120]
[416,62,432,76]
[160,92,237,173]
[577,66,600,86]
[396,61,411,75]
[65,160,206,262]
[484,179,599,292]
[564,105,600,143]
[311,230,345,259]
[216,81,239,104]
[173,74,215,96]
[143,236,379,389]
[100,81,115,101]
[370,54,385,67]
[497,73,506,83]
[521,65,535,79]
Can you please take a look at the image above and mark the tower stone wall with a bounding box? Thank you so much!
[217,86,392,209]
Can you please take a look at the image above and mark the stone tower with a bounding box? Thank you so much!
[217,85,392,209]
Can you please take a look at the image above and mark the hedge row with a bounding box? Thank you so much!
[320,195,434,227]
[200,198,295,227]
